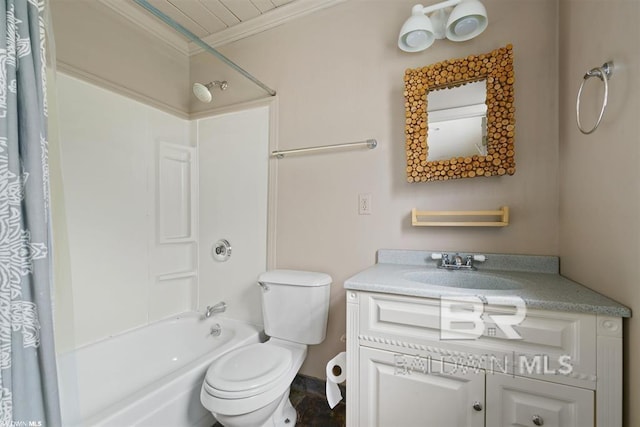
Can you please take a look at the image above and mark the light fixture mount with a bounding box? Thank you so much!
[398,0,488,52]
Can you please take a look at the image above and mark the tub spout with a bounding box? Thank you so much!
[205,301,227,318]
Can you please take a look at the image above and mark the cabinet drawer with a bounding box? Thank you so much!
[358,292,596,385]
[487,374,594,427]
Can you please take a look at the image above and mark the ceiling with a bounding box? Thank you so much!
[141,0,296,38]
[99,0,345,55]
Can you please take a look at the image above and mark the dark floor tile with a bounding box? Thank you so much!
[290,388,307,407]
[212,387,346,427]
[294,394,345,427]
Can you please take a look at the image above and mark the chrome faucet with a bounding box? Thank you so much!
[453,254,464,266]
[204,301,227,318]
[431,253,486,270]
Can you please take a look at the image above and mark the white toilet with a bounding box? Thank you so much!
[200,270,332,427]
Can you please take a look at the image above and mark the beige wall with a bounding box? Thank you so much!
[52,0,640,420]
[190,0,561,378]
[50,0,191,116]
[559,1,640,424]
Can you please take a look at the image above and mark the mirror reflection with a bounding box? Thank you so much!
[427,80,487,161]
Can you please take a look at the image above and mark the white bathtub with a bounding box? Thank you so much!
[58,313,262,427]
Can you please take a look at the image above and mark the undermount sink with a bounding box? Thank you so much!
[404,269,524,290]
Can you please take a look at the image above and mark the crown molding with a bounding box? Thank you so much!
[188,0,347,54]
[97,0,191,56]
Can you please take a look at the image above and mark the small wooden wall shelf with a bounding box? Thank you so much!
[411,206,509,227]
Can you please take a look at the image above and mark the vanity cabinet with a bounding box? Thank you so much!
[359,346,485,427]
[346,290,622,427]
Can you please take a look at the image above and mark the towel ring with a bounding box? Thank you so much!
[576,61,614,135]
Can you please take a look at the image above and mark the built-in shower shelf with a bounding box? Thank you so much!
[411,206,509,227]
[157,270,197,281]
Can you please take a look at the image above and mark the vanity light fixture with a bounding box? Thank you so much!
[398,0,488,52]
[192,80,228,103]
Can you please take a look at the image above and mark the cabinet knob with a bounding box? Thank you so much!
[532,415,544,426]
[472,401,483,411]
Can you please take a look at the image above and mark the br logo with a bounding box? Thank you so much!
[439,296,526,340]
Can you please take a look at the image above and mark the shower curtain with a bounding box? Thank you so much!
[0,0,61,425]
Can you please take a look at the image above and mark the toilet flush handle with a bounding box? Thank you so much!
[258,282,269,291]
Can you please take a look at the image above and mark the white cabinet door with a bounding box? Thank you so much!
[359,347,485,427]
[486,373,594,427]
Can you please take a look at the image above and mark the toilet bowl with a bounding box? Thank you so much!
[201,339,306,426]
[200,270,332,427]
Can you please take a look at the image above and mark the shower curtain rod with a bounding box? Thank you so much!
[133,0,277,97]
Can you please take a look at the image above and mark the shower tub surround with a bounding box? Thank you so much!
[58,313,261,427]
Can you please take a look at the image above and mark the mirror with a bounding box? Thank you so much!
[427,80,487,161]
[403,44,515,182]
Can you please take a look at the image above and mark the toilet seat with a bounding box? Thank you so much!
[204,343,292,398]
[201,339,307,417]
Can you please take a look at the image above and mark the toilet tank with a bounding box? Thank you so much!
[258,270,331,345]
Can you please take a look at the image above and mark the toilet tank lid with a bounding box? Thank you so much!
[258,270,332,287]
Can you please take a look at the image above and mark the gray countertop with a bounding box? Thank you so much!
[344,250,631,318]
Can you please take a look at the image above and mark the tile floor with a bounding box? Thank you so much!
[289,387,345,426]
[212,375,346,427]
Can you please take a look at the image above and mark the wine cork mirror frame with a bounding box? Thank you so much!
[403,44,515,182]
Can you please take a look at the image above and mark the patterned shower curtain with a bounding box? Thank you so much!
[0,0,61,425]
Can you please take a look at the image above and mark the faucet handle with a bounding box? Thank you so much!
[473,255,487,262]
[431,253,443,260]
